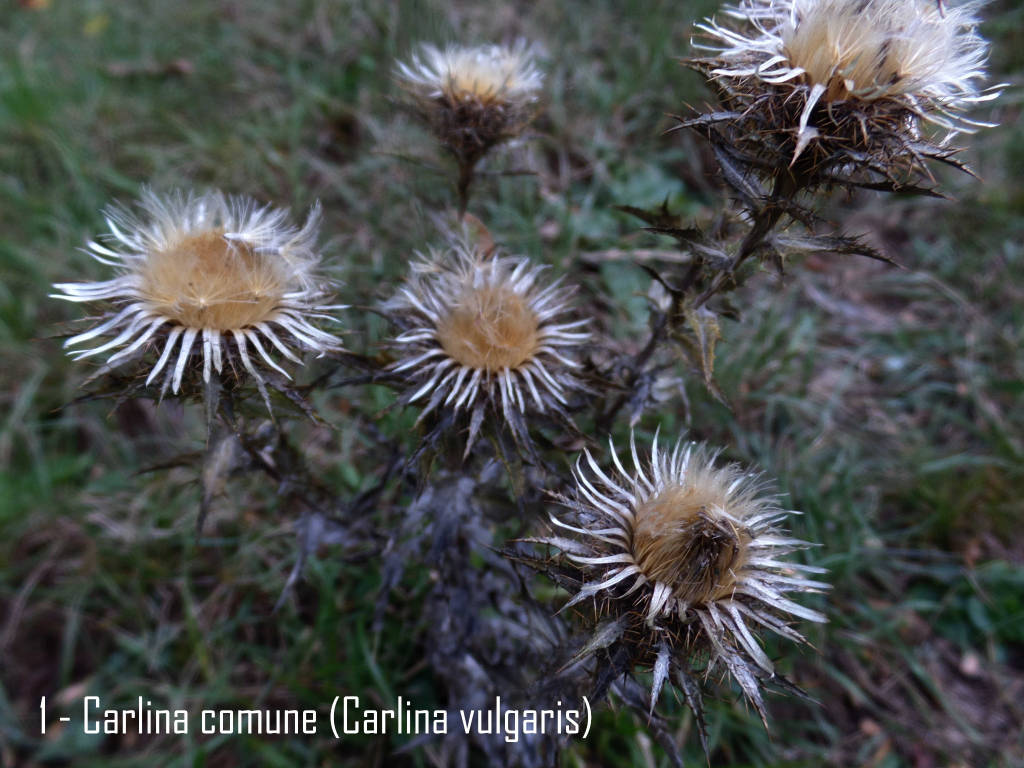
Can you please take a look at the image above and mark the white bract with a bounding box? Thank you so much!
[396,40,543,107]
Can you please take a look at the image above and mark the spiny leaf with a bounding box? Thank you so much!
[591,643,633,702]
[730,654,769,728]
[643,228,731,263]
[519,535,593,557]
[676,305,727,405]
[615,200,684,230]
[639,264,682,298]
[675,669,710,759]
[650,640,671,714]
[767,671,817,704]
[666,109,745,133]
[563,617,628,671]
[772,232,899,266]
[712,142,765,208]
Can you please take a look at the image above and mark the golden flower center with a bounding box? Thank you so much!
[781,2,942,102]
[138,230,287,331]
[435,284,540,372]
[631,485,750,606]
[444,63,520,105]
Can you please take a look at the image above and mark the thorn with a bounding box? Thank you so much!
[790,125,819,167]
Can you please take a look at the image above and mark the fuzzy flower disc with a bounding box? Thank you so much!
[388,243,588,446]
[52,189,342,395]
[435,281,540,371]
[139,230,287,330]
[630,481,752,607]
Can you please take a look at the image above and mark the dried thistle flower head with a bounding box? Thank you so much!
[395,41,543,168]
[52,189,342,400]
[544,431,826,728]
[689,0,1000,184]
[398,41,543,107]
[386,241,588,454]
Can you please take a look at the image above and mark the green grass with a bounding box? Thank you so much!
[1,0,1022,766]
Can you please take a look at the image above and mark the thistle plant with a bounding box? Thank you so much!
[44,3,1006,765]
[608,0,1003,408]
[688,0,1000,190]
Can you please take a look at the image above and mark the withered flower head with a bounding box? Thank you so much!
[52,188,342,399]
[545,431,826,725]
[688,0,1000,186]
[387,241,588,453]
[395,41,543,168]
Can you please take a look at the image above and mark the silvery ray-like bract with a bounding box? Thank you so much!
[52,188,342,398]
[396,40,543,109]
[543,431,827,725]
[387,242,588,452]
[694,0,1000,154]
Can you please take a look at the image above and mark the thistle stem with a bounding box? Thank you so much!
[692,173,795,309]
[456,160,475,218]
[599,175,797,430]
[596,309,669,434]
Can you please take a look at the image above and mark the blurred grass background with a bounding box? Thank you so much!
[0,0,1022,766]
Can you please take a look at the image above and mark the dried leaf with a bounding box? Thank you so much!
[712,143,765,208]
[199,431,240,534]
[615,200,684,230]
[667,110,745,133]
[519,535,593,557]
[772,232,898,266]
[682,305,726,403]
[674,669,710,759]
[650,640,671,714]
[563,617,628,670]
[644,229,731,265]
